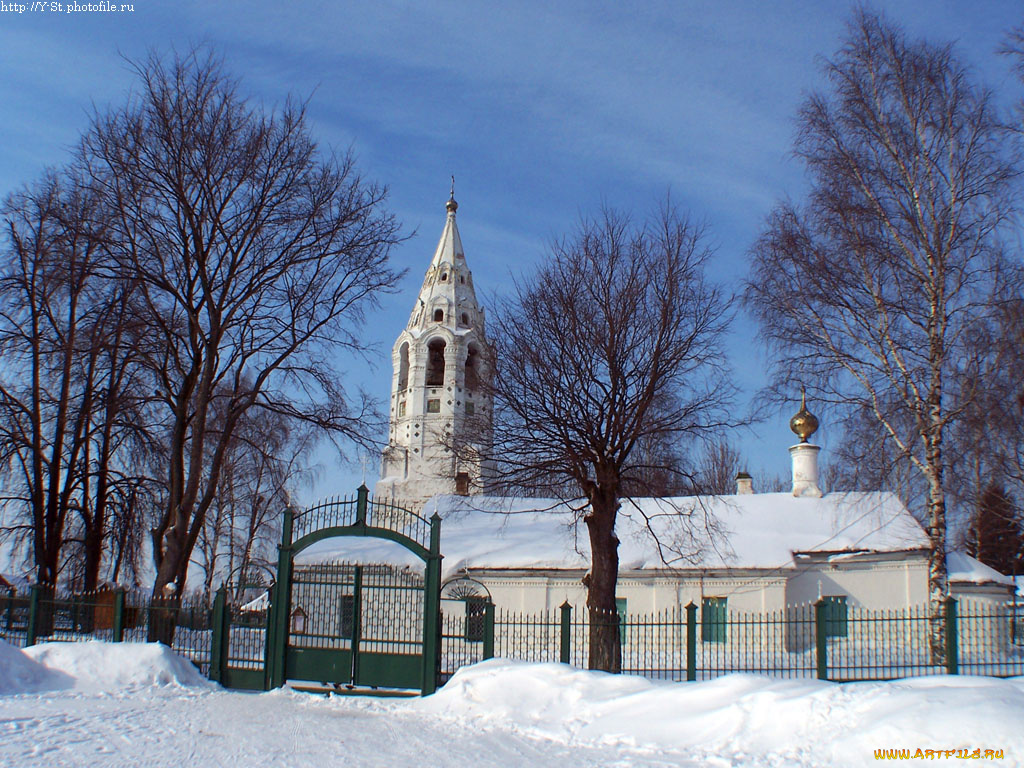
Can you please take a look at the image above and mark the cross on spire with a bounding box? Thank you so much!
[446,175,458,214]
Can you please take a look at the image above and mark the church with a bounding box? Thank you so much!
[356,190,1014,618]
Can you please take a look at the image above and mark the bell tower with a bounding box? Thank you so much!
[375,187,493,504]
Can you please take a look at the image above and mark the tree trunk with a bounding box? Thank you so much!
[925,450,948,665]
[146,594,181,646]
[83,522,105,594]
[148,526,187,645]
[584,489,621,673]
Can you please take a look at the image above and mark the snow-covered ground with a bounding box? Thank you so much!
[1,640,1022,767]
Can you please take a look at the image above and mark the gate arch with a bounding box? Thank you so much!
[265,485,442,694]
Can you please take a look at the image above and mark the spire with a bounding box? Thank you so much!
[407,182,483,331]
[430,180,465,269]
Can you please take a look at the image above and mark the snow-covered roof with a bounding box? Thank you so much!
[298,491,930,579]
[240,591,270,612]
[946,551,1015,586]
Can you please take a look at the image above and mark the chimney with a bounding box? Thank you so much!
[735,471,753,495]
[788,389,823,498]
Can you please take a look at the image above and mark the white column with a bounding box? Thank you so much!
[789,443,823,498]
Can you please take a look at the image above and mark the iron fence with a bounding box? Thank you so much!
[4,581,1022,690]
[482,597,1024,683]
[439,597,493,682]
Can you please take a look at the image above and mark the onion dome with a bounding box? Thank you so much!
[789,388,819,443]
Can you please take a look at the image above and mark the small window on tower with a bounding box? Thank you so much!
[465,401,475,415]
[440,272,448,282]
[461,313,469,325]
[398,400,406,417]
[455,472,470,496]
[433,309,444,322]
[427,399,440,413]
[460,275,465,284]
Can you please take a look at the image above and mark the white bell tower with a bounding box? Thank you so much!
[375,187,493,505]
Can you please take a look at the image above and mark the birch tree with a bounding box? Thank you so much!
[746,11,1016,656]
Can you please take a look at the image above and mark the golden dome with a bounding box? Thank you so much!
[789,388,819,443]
[446,175,458,213]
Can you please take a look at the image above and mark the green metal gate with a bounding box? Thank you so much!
[265,486,442,694]
[286,563,426,689]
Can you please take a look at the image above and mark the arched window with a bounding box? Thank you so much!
[397,342,409,390]
[460,275,465,284]
[461,312,469,326]
[465,344,480,391]
[433,309,444,322]
[426,338,446,386]
[440,272,448,282]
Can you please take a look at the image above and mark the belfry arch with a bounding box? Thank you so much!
[398,342,410,390]
[426,338,446,386]
[465,344,480,391]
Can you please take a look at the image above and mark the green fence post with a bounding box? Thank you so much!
[421,512,443,695]
[685,602,697,682]
[351,566,363,684]
[262,594,273,691]
[26,584,41,647]
[209,587,227,684]
[356,484,369,525]
[559,601,572,664]
[945,596,959,675]
[483,601,495,660]
[267,508,294,690]
[814,599,828,681]
[112,588,126,642]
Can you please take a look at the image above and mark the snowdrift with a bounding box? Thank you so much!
[1,639,211,694]
[0,638,72,694]
[419,659,1024,764]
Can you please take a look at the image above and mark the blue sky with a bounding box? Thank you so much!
[1,1,1021,501]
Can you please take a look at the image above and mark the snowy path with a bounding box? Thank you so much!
[2,640,1023,767]
[0,687,699,768]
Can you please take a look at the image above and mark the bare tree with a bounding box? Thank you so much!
[0,172,109,587]
[193,405,311,603]
[694,438,742,496]
[477,203,734,672]
[619,429,695,497]
[78,48,402,639]
[746,11,1016,656]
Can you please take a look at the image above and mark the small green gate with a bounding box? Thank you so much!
[265,486,442,694]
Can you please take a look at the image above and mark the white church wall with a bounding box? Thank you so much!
[785,554,929,609]
[467,569,791,617]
